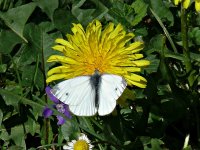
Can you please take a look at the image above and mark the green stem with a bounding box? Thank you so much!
[36,143,66,149]
[32,54,40,90]
[150,8,178,53]
[0,53,2,64]
[180,7,193,86]
[44,118,50,144]
[181,8,189,68]
[181,5,199,147]
[194,105,200,146]
[0,53,2,80]
[40,31,49,144]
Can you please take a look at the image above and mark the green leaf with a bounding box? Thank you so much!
[108,0,147,27]
[8,146,24,150]
[53,9,78,34]
[25,116,40,136]
[165,51,184,61]
[39,21,54,33]
[145,55,160,74]
[0,64,7,73]
[10,125,26,149]
[109,1,134,26]
[142,137,165,150]
[28,148,37,150]
[72,0,109,25]
[0,3,36,42]
[131,0,148,26]
[20,23,55,74]
[61,118,80,141]
[0,30,22,54]
[73,8,95,26]
[21,65,35,87]
[148,34,166,53]
[72,0,95,25]
[118,88,135,106]
[183,145,193,150]
[189,27,200,45]
[21,65,44,90]
[0,127,10,141]
[0,88,44,108]
[150,0,174,26]
[190,52,200,62]
[135,27,148,37]
[1,85,22,106]
[72,0,86,12]
[58,128,64,145]
[34,0,58,20]
[150,139,164,150]
[89,0,109,20]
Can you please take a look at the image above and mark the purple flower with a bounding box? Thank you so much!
[43,86,72,125]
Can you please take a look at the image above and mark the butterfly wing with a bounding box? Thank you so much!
[98,74,127,116]
[51,76,97,116]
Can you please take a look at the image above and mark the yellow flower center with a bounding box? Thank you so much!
[74,140,89,150]
[83,52,108,75]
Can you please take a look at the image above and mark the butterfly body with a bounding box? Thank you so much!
[90,70,101,108]
[51,71,127,116]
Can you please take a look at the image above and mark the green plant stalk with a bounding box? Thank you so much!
[194,105,200,147]
[150,8,178,53]
[180,7,193,86]
[40,32,50,144]
[44,118,50,144]
[2,0,9,11]
[0,53,2,64]
[32,54,40,92]
[36,143,67,149]
[181,6,199,146]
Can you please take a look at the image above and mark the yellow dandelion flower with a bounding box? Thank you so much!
[63,133,93,150]
[183,0,190,8]
[196,0,200,11]
[46,20,150,88]
[174,0,182,5]
[174,0,200,11]
[174,0,190,8]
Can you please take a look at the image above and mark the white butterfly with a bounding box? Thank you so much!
[51,71,127,116]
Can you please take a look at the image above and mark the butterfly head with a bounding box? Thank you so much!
[94,69,101,76]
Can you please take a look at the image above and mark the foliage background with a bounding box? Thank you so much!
[0,0,200,149]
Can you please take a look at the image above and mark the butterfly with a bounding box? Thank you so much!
[50,70,127,116]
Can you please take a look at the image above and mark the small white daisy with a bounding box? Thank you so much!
[63,133,93,150]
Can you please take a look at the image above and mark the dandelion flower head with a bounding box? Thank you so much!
[174,0,190,9]
[174,0,200,11]
[47,20,150,88]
